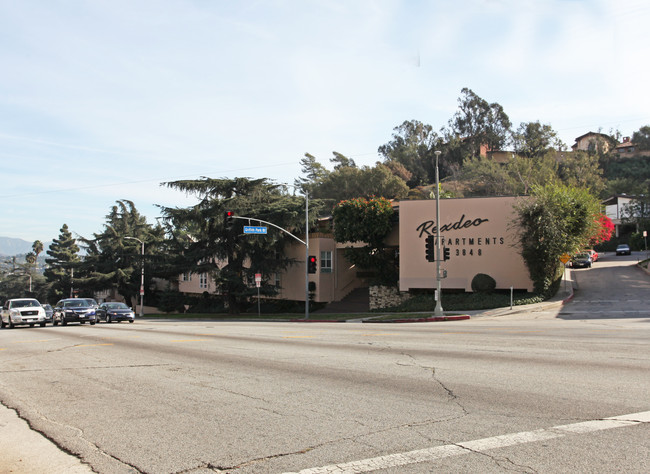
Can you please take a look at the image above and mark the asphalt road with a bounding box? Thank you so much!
[1,252,649,473]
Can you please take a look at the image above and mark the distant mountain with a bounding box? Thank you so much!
[0,237,51,257]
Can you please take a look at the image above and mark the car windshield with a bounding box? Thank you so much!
[11,300,40,308]
[106,303,129,310]
[575,253,590,259]
[63,300,91,308]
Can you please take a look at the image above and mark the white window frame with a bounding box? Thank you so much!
[320,250,332,273]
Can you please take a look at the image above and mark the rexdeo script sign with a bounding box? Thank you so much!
[398,196,533,292]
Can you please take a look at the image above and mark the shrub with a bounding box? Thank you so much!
[471,273,496,293]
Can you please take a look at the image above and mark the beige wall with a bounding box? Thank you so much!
[279,235,362,303]
[398,197,533,292]
[177,235,362,303]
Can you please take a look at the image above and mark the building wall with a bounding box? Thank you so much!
[398,197,533,292]
[177,235,363,303]
[276,235,362,303]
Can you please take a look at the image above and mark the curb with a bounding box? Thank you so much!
[363,315,471,324]
[289,319,347,323]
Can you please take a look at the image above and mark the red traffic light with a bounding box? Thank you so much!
[308,255,317,273]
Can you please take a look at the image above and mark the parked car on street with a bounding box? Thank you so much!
[53,298,97,326]
[571,252,593,268]
[83,298,99,309]
[584,249,598,262]
[96,302,135,323]
[616,244,631,255]
[1,298,47,328]
[42,304,54,323]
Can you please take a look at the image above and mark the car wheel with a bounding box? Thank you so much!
[53,317,58,326]
[0,319,6,329]
[90,321,95,325]
[107,315,111,323]
[80,321,85,325]
[30,324,35,327]
[40,322,46,327]
[129,320,134,323]
[8,317,15,329]
[61,319,67,326]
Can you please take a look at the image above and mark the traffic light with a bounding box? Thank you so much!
[308,255,317,273]
[425,235,435,262]
[443,247,450,261]
[224,210,234,227]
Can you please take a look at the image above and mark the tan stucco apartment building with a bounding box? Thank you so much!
[178,196,534,303]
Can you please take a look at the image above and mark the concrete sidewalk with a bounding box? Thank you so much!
[0,404,93,473]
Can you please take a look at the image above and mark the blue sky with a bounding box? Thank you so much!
[1,0,649,243]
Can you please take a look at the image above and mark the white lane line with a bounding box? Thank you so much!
[285,411,650,474]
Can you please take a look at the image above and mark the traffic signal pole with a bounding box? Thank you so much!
[433,150,444,317]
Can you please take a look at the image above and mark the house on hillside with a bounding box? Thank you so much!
[571,132,616,154]
[612,136,650,158]
[602,194,641,238]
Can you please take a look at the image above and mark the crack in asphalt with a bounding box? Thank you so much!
[7,403,142,473]
[399,351,469,417]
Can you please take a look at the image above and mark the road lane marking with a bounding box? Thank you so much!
[74,343,114,348]
[284,411,650,474]
[12,339,58,344]
[170,339,210,342]
[283,336,315,339]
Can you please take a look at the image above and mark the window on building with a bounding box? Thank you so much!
[320,250,332,273]
[199,273,208,289]
[181,273,191,282]
[274,273,281,288]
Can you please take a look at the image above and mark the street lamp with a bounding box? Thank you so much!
[125,237,145,317]
[433,150,444,317]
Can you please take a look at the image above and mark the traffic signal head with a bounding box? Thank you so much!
[308,255,317,273]
[443,247,450,261]
[425,235,435,262]
[224,210,234,227]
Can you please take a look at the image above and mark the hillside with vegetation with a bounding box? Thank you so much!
[2,88,649,308]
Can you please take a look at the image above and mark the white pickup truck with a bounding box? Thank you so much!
[1,298,47,328]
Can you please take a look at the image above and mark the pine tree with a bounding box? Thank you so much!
[161,177,318,314]
[44,224,80,301]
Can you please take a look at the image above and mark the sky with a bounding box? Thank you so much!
[1,0,649,243]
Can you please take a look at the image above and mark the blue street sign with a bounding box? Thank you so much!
[243,226,268,234]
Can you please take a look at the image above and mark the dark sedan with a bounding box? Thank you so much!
[616,244,631,255]
[53,298,97,326]
[571,252,592,268]
[96,302,135,323]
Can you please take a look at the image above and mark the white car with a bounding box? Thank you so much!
[1,298,47,328]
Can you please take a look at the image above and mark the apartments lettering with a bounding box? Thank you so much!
[416,214,505,258]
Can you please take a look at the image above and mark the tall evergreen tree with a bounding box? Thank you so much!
[448,88,512,157]
[378,119,441,186]
[44,224,80,301]
[161,177,320,314]
[78,200,164,308]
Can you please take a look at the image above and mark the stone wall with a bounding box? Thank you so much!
[369,285,412,310]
